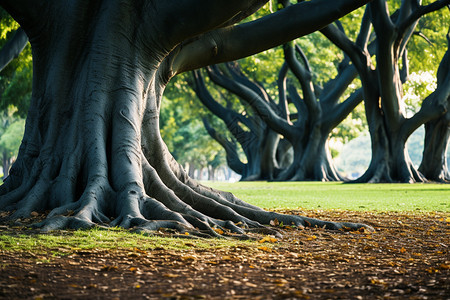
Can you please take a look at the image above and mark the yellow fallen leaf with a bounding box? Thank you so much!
[258,246,272,252]
[258,236,277,243]
[307,235,317,241]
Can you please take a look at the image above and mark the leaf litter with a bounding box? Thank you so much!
[0,209,449,299]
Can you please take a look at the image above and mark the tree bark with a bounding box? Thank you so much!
[0,0,372,235]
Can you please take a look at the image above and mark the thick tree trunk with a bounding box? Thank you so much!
[0,0,373,235]
[419,114,450,182]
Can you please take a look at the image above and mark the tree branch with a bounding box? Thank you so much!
[191,70,254,147]
[323,88,364,130]
[202,118,246,175]
[171,0,372,74]
[207,64,294,140]
[283,42,319,118]
[160,0,269,47]
[0,27,28,72]
[0,1,46,32]
[401,30,450,139]
[320,64,359,107]
[398,0,450,44]
[225,62,271,104]
[277,62,290,121]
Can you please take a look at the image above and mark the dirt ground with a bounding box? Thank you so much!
[0,209,449,299]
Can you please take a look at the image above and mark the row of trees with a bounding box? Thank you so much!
[0,0,382,234]
[187,1,450,183]
[0,0,448,236]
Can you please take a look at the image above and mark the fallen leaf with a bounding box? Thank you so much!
[258,246,272,252]
[258,236,277,243]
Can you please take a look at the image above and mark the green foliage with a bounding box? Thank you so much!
[206,181,450,212]
[0,117,25,157]
[0,9,33,117]
[161,74,226,170]
[407,7,450,75]
[0,45,32,117]
[403,71,437,116]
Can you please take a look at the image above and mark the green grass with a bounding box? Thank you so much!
[205,181,450,212]
[1,182,448,252]
[0,227,255,253]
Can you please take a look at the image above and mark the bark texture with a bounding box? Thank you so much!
[0,0,372,235]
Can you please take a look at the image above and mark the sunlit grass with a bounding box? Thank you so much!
[1,182,448,252]
[0,227,256,254]
[205,181,450,212]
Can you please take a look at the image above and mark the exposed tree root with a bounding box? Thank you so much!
[1,134,373,237]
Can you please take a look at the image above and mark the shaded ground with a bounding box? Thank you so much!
[0,209,449,299]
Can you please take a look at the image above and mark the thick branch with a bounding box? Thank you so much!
[320,63,359,107]
[225,62,272,104]
[0,0,43,29]
[397,0,450,45]
[323,89,364,130]
[202,118,245,175]
[0,27,28,72]
[171,0,372,74]
[283,43,319,118]
[401,36,450,139]
[191,70,254,147]
[207,65,295,141]
[277,63,290,120]
[161,0,269,46]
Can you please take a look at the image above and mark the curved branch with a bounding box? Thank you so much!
[171,0,372,74]
[323,88,364,130]
[162,0,269,46]
[277,62,289,120]
[401,35,450,139]
[398,0,450,44]
[355,6,373,49]
[191,70,254,147]
[202,118,245,175]
[225,62,271,103]
[320,63,359,107]
[0,27,28,72]
[207,64,295,140]
[283,43,319,118]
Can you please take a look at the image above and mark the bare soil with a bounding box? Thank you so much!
[0,210,449,299]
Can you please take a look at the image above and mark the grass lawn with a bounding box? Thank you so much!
[1,182,449,299]
[205,181,450,212]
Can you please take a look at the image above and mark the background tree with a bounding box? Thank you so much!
[192,64,290,181]
[0,0,372,235]
[418,28,450,181]
[201,32,365,181]
[320,0,449,183]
